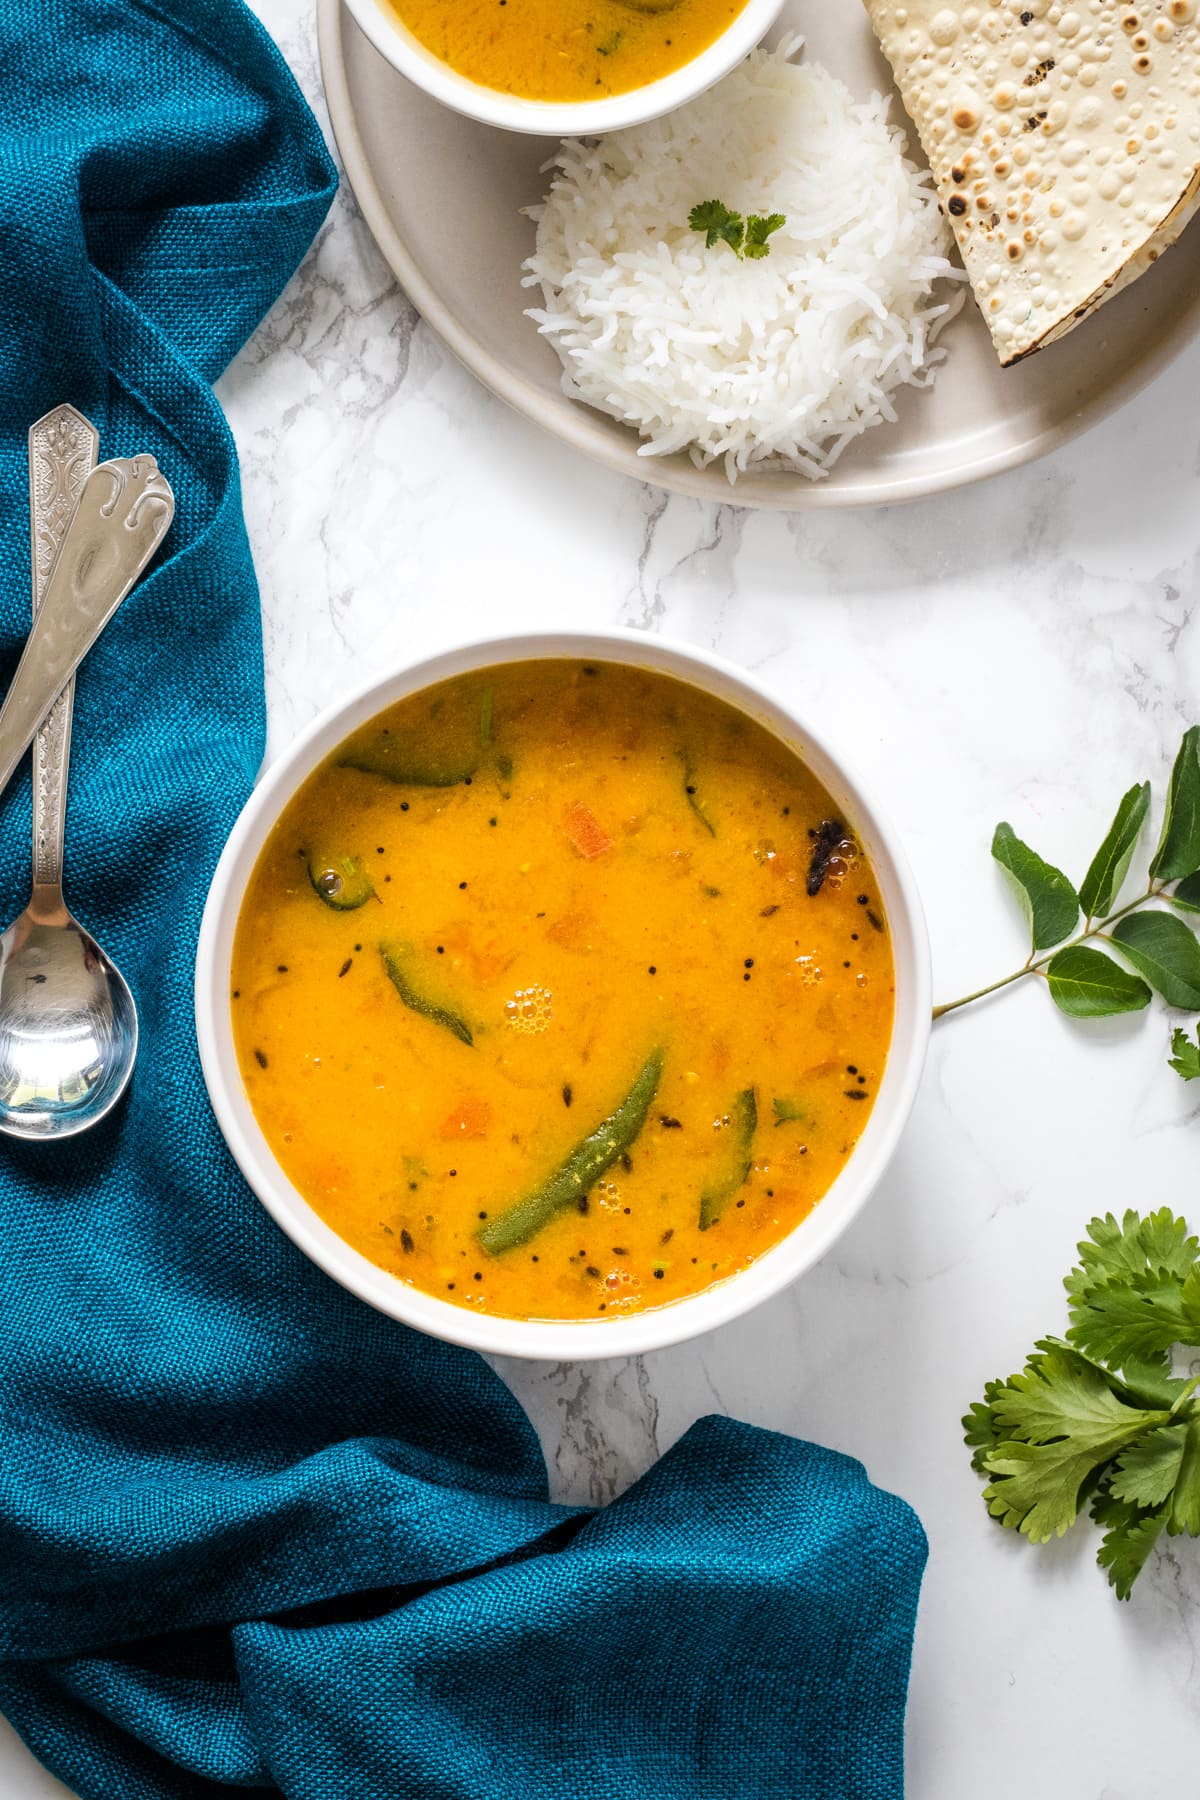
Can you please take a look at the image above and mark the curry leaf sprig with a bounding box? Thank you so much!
[935,727,1200,1080]
[965,1209,1200,1598]
[687,200,786,260]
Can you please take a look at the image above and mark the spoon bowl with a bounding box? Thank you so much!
[0,406,173,1141]
[0,907,138,1137]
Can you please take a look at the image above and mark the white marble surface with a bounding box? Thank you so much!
[6,2,1200,1795]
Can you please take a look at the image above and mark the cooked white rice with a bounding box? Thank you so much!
[522,40,963,482]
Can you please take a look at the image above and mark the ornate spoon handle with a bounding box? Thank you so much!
[0,454,174,802]
[28,405,99,902]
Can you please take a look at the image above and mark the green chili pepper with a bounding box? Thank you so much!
[479,1048,664,1255]
[307,851,374,911]
[379,943,474,1046]
[698,1087,757,1230]
[340,744,479,787]
[338,686,504,787]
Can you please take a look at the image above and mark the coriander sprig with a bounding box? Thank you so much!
[687,200,786,260]
[966,1209,1200,1597]
[935,727,1200,1081]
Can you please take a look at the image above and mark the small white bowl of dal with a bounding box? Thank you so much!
[341,0,786,136]
[196,628,931,1362]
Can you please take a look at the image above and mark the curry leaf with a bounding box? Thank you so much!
[1109,911,1200,1009]
[1172,871,1200,913]
[937,732,1200,1091]
[1079,781,1150,919]
[1149,726,1200,881]
[992,822,1079,951]
[1045,945,1151,1018]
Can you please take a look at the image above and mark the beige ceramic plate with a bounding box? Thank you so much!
[319,0,1200,510]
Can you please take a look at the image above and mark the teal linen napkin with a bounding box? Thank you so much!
[0,2,927,1794]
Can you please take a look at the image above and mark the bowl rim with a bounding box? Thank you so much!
[339,0,787,135]
[195,627,931,1360]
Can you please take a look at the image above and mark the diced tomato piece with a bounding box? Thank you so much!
[545,909,592,949]
[567,803,613,860]
[438,1098,493,1140]
[434,927,516,984]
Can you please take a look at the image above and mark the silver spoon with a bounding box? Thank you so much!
[0,410,174,1139]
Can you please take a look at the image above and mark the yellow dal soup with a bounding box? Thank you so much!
[232,661,894,1323]
[384,0,745,102]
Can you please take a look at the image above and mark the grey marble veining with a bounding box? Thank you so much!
[3,2,1200,1795]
